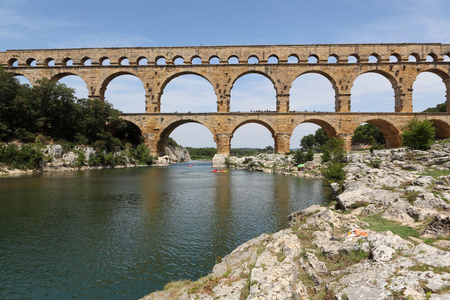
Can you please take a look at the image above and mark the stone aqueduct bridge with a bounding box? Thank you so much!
[1,43,450,156]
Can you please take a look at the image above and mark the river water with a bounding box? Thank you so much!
[0,162,325,299]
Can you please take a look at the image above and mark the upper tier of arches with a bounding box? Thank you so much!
[2,43,450,67]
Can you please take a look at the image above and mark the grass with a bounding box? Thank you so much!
[419,169,450,179]
[361,214,419,239]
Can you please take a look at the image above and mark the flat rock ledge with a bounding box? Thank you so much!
[143,142,450,299]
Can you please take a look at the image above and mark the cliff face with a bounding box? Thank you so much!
[155,146,191,165]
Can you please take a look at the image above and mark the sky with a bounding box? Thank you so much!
[1,0,449,149]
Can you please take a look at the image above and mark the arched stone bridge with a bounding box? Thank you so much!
[1,43,449,155]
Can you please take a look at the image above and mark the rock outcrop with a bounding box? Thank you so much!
[142,141,450,299]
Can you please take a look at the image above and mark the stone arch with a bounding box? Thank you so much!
[137,56,148,65]
[8,58,19,67]
[354,118,401,149]
[352,70,400,112]
[190,55,202,64]
[427,53,438,62]
[288,54,299,63]
[413,68,450,112]
[247,55,259,64]
[369,53,381,63]
[296,118,338,138]
[26,58,37,66]
[409,53,421,62]
[227,55,239,64]
[328,54,339,63]
[268,54,279,64]
[62,57,73,66]
[173,55,185,65]
[99,56,110,65]
[290,70,338,112]
[390,53,401,63]
[100,71,144,103]
[159,72,217,113]
[44,57,55,66]
[13,73,32,86]
[428,119,450,140]
[230,120,277,150]
[157,119,215,156]
[50,72,90,99]
[118,56,129,65]
[230,71,277,112]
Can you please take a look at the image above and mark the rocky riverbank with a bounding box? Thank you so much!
[142,141,450,299]
[226,153,323,179]
[0,144,191,175]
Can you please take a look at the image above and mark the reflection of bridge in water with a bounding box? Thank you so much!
[1,43,449,155]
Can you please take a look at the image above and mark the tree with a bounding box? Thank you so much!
[300,128,329,151]
[401,117,435,150]
[423,103,446,113]
[321,137,346,163]
[352,123,386,146]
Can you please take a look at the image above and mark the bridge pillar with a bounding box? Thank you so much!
[445,78,450,113]
[217,94,230,113]
[394,79,413,112]
[335,94,351,112]
[276,94,290,112]
[274,132,291,154]
[337,133,353,152]
[215,133,231,155]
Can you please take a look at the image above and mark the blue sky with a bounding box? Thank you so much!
[1,0,449,148]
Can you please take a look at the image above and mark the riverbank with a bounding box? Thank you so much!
[142,141,450,299]
[226,152,324,179]
[0,143,191,175]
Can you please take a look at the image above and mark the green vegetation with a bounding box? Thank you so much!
[293,149,314,165]
[419,169,450,178]
[352,123,386,146]
[0,144,43,170]
[401,117,436,150]
[423,102,446,113]
[300,128,329,152]
[186,147,216,160]
[361,214,419,239]
[320,137,347,185]
[0,67,154,170]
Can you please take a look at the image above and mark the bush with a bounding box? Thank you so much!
[321,162,347,183]
[293,149,314,165]
[0,144,43,170]
[401,117,435,150]
[321,137,346,163]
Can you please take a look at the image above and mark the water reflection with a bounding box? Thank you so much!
[0,163,324,299]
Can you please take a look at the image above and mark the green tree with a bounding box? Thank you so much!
[423,103,446,112]
[352,123,386,146]
[321,137,346,163]
[300,128,329,151]
[401,117,435,150]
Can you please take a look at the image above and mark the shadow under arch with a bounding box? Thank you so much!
[156,119,215,156]
[428,119,450,140]
[357,118,401,149]
[297,118,338,138]
[115,120,144,147]
[352,70,399,112]
[231,70,276,88]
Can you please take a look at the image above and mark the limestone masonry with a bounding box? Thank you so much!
[1,44,449,155]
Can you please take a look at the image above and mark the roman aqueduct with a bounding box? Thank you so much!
[1,43,449,155]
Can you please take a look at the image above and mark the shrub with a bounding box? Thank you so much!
[0,144,43,170]
[321,162,347,183]
[321,137,346,163]
[401,117,435,150]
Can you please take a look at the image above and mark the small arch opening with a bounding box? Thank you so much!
[389,55,399,63]
[268,56,278,64]
[307,55,318,63]
[191,56,202,65]
[348,55,358,63]
[228,56,239,64]
[426,54,436,62]
[100,58,110,66]
[209,56,220,65]
[27,58,37,67]
[287,55,299,63]
[327,55,338,63]
[444,55,450,62]
[63,58,73,66]
[248,56,259,64]
[174,57,184,65]
[156,57,167,65]
[14,75,32,86]
[137,57,148,65]
[119,57,130,65]
[409,54,419,62]
[8,58,19,67]
[368,55,378,63]
[82,58,92,66]
[45,58,55,66]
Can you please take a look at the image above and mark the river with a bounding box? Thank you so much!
[0,162,325,299]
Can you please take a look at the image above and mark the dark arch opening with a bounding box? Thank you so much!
[290,72,336,112]
[429,120,450,140]
[160,74,216,113]
[351,122,386,150]
[114,121,144,147]
[358,119,401,149]
[230,72,276,112]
